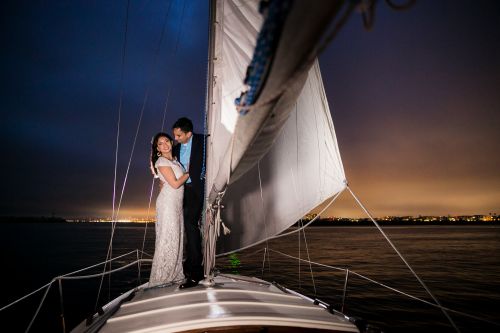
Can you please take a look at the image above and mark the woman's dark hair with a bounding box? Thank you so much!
[151,132,173,174]
[172,117,193,133]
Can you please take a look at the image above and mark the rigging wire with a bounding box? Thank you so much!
[7,250,145,332]
[96,84,150,309]
[137,0,188,282]
[300,223,317,295]
[269,248,500,328]
[137,0,175,286]
[97,0,180,310]
[111,0,130,235]
[106,0,131,306]
[347,186,461,333]
[160,89,171,132]
[28,255,153,332]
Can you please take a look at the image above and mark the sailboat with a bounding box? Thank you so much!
[70,0,362,332]
[4,0,495,332]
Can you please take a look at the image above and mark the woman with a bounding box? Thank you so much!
[148,132,189,287]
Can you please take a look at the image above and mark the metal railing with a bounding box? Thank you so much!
[266,248,500,329]
[0,249,152,333]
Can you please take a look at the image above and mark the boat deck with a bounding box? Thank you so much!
[73,274,358,332]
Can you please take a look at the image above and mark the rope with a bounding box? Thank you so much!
[203,131,238,279]
[268,248,500,328]
[204,188,230,279]
[346,186,461,333]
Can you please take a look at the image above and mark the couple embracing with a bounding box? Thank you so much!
[148,117,204,289]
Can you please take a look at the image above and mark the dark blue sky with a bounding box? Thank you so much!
[1,1,499,218]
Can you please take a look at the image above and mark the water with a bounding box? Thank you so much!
[0,223,499,332]
[229,226,500,332]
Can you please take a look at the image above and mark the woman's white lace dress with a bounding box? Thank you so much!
[148,157,185,287]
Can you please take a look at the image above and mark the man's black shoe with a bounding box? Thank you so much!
[180,279,199,289]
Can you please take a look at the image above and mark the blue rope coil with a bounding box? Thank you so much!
[235,0,293,114]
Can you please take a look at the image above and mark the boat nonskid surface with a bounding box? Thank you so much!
[73,274,358,333]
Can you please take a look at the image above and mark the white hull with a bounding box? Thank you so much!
[72,274,359,333]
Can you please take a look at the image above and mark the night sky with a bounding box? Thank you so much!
[1,1,499,219]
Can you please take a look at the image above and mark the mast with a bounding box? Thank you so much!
[202,0,220,280]
[203,0,217,225]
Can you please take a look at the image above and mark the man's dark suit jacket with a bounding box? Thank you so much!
[173,132,205,280]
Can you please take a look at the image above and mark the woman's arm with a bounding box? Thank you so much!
[158,166,189,189]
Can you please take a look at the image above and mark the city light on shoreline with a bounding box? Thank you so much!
[59,214,499,224]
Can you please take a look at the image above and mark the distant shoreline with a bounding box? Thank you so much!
[300,220,500,227]
[0,216,498,226]
[0,216,67,223]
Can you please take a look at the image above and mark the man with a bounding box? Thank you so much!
[172,117,205,289]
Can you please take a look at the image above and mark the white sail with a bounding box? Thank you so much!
[205,0,263,197]
[206,0,347,253]
[218,60,346,253]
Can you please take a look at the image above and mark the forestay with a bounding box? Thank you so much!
[205,0,346,254]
